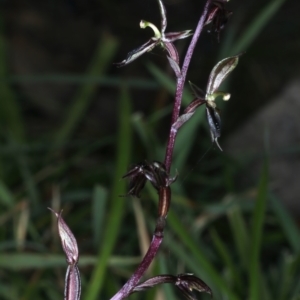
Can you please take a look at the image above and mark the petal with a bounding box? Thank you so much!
[206,54,240,96]
[164,30,193,42]
[122,163,148,198]
[114,39,158,67]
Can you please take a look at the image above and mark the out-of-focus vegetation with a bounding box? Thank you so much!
[1,0,300,299]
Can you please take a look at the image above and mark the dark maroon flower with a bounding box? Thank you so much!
[172,55,240,150]
[115,0,192,67]
[205,0,233,41]
[132,273,212,300]
[122,161,176,197]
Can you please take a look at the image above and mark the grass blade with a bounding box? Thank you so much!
[0,254,140,269]
[0,180,14,207]
[249,160,269,300]
[168,210,239,300]
[270,194,300,254]
[231,0,287,54]
[210,228,243,291]
[0,29,25,141]
[84,87,132,300]
[227,204,250,270]
[92,185,108,249]
[54,34,119,145]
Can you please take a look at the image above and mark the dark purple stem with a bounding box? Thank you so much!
[110,2,211,300]
[110,236,162,300]
[164,0,212,173]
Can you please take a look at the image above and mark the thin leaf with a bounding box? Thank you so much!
[0,180,14,207]
[84,87,132,300]
[0,30,25,141]
[54,34,118,145]
[270,194,300,254]
[167,210,240,300]
[0,254,140,269]
[227,204,250,271]
[92,185,108,249]
[249,160,269,300]
[231,0,287,54]
[146,63,192,105]
[210,228,243,291]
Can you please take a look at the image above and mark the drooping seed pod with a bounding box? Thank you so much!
[49,208,79,265]
[65,264,81,300]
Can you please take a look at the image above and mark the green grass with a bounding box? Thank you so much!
[0,0,296,299]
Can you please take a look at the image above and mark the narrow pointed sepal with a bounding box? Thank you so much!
[164,41,180,65]
[157,0,167,34]
[164,30,193,42]
[172,98,206,131]
[132,275,175,293]
[122,163,148,198]
[167,55,181,77]
[114,39,158,67]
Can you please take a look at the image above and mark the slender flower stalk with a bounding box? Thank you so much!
[47,0,237,299]
[164,0,212,173]
[110,1,213,300]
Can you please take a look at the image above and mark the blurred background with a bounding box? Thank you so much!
[1,0,300,299]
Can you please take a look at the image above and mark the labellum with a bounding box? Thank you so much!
[205,106,222,151]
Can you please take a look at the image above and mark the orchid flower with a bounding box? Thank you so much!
[115,0,192,67]
[172,54,241,150]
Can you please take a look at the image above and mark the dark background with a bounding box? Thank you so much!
[1,0,300,299]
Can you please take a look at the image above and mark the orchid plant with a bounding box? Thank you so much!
[50,0,240,299]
